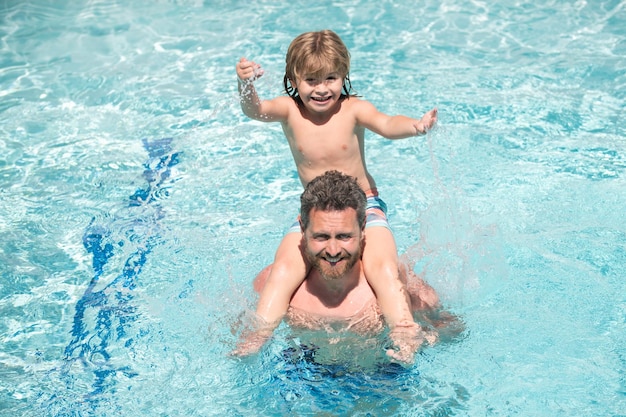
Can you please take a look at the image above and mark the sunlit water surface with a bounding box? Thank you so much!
[1,1,625,416]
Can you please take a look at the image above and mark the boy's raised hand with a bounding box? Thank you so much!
[422,108,437,131]
[236,57,264,82]
[421,108,438,132]
[411,108,438,135]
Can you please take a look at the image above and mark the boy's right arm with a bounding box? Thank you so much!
[236,57,289,122]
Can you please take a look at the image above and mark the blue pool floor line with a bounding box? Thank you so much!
[59,137,180,403]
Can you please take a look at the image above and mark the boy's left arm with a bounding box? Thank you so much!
[356,100,438,139]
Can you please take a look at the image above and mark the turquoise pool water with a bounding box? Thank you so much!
[1,1,625,416]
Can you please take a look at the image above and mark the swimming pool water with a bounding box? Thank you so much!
[1,1,625,416]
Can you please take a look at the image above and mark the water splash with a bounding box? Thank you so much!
[402,129,508,308]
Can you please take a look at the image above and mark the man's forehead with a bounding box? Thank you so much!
[306,208,360,231]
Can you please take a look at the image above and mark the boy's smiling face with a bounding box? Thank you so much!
[293,72,345,115]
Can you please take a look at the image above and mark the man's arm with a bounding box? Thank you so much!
[367,265,426,364]
[231,263,303,356]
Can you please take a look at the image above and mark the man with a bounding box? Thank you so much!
[233,170,441,363]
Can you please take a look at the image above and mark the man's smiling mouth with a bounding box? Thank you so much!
[323,255,343,265]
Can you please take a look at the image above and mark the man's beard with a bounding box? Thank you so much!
[305,245,360,281]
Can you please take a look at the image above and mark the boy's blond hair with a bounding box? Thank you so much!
[283,30,355,99]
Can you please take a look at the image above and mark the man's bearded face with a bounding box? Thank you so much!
[302,208,363,281]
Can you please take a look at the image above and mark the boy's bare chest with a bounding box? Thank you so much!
[283,115,362,158]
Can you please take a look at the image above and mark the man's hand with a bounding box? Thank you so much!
[229,312,277,357]
[230,328,273,357]
[385,322,436,364]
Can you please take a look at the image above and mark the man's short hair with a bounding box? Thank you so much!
[300,170,366,230]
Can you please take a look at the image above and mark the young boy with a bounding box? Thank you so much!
[235,30,437,359]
